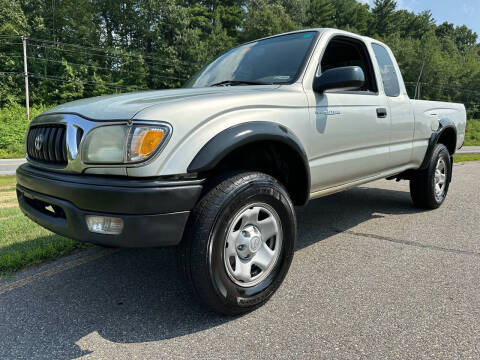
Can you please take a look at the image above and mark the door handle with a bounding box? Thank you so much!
[377,108,387,118]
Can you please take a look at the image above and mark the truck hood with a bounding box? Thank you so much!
[41,86,280,121]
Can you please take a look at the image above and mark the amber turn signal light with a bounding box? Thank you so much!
[128,126,168,162]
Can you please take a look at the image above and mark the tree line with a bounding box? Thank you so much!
[1,0,479,118]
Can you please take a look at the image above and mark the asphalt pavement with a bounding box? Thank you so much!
[0,158,26,175]
[0,161,479,359]
[457,146,480,154]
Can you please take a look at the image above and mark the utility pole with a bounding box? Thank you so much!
[415,60,425,100]
[22,36,30,122]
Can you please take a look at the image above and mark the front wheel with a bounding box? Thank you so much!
[410,143,452,209]
[178,172,296,315]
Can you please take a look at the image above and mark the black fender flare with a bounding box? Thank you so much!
[187,121,311,203]
[420,118,456,171]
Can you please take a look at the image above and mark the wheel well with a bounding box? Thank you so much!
[200,141,310,206]
[437,127,456,154]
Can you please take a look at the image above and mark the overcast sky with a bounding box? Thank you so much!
[360,0,480,36]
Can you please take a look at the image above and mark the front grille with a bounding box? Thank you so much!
[26,124,68,165]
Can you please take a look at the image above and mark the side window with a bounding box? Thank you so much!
[319,37,378,93]
[371,44,400,97]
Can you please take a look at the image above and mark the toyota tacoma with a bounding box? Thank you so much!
[16,28,466,315]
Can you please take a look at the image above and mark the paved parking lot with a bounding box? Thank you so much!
[1,161,479,359]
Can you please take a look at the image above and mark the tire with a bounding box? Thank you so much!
[178,172,296,315]
[410,143,451,209]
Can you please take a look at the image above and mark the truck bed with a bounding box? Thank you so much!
[411,99,467,150]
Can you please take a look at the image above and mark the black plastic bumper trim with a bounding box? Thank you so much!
[16,164,203,215]
[17,185,190,247]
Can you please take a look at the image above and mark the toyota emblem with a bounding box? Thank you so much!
[34,134,44,151]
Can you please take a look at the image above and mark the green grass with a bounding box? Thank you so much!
[453,153,480,163]
[464,119,480,146]
[0,176,90,278]
[0,176,16,186]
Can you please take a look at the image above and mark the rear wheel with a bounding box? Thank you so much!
[178,172,296,315]
[410,143,451,209]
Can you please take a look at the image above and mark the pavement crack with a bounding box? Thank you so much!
[331,228,480,257]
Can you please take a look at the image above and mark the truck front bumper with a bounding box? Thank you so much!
[16,164,203,247]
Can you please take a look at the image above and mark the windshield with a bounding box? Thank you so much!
[184,31,318,88]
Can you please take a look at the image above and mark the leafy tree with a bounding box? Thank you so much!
[0,0,28,35]
[309,0,335,28]
[213,5,246,37]
[0,0,28,104]
[89,73,110,97]
[49,0,97,45]
[436,22,478,53]
[119,52,149,91]
[396,10,434,40]
[242,1,296,41]
[331,0,371,34]
[370,0,398,37]
[48,60,85,102]
[277,0,311,25]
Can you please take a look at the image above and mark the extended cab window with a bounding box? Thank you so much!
[371,44,400,97]
[319,37,378,93]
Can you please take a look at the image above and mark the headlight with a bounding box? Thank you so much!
[82,125,127,163]
[82,123,171,164]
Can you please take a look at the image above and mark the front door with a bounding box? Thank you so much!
[305,36,390,192]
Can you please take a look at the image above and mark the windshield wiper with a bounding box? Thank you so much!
[210,80,271,87]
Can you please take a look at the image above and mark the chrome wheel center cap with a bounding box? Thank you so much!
[236,225,262,259]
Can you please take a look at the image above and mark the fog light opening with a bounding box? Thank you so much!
[86,216,124,235]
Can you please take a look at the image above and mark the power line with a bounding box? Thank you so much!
[1,70,150,90]
[0,35,24,40]
[0,41,23,46]
[405,81,480,96]
[25,42,202,70]
[22,55,185,81]
[26,39,204,67]
[5,36,206,67]
[26,36,205,66]
[0,71,24,77]
[0,53,188,81]
[27,72,149,90]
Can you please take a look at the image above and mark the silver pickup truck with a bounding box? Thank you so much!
[16,28,466,315]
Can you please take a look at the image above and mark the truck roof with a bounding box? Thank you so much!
[252,28,380,46]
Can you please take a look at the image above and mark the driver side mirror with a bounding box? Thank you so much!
[313,66,365,93]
